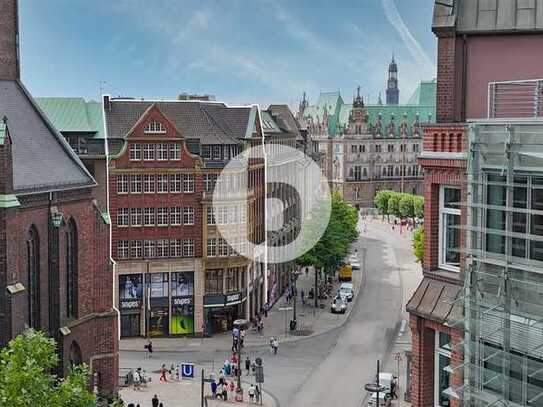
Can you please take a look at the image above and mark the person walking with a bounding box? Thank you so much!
[391,376,399,399]
[133,369,141,390]
[301,289,305,305]
[240,328,245,348]
[255,384,261,403]
[258,319,264,335]
[245,356,251,375]
[211,378,217,399]
[152,395,159,407]
[145,339,153,359]
[248,384,256,403]
[159,364,168,383]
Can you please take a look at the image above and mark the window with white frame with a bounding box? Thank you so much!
[144,207,155,226]
[117,240,129,259]
[130,240,143,258]
[117,208,129,227]
[144,121,166,134]
[156,239,169,257]
[183,238,194,257]
[218,207,228,225]
[229,206,239,224]
[183,174,194,193]
[204,173,217,192]
[170,207,182,225]
[207,238,217,257]
[183,206,194,225]
[131,174,142,193]
[143,143,155,161]
[439,186,461,271]
[434,332,452,407]
[129,143,141,160]
[143,174,155,193]
[170,143,181,160]
[218,238,228,257]
[156,143,168,160]
[207,207,216,225]
[130,208,143,226]
[170,174,181,193]
[157,208,168,226]
[144,240,156,258]
[117,174,129,194]
[170,239,182,257]
[157,174,168,193]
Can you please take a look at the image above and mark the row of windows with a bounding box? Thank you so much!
[348,165,421,180]
[206,206,247,225]
[117,239,194,259]
[201,144,242,161]
[129,142,181,161]
[205,267,246,294]
[206,237,246,257]
[117,207,194,227]
[117,174,194,194]
[348,143,420,154]
[144,121,166,134]
[203,173,246,193]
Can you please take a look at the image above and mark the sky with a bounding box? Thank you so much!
[19,0,437,108]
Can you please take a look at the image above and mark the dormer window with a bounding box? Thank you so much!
[144,121,166,134]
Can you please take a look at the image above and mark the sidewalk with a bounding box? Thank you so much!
[120,245,365,353]
[120,372,275,407]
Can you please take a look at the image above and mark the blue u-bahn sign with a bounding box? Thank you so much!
[181,363,195,379]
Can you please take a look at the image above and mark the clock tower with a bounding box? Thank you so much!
[386,56,399,105]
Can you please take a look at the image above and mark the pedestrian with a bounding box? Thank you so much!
[229,380,235,394]
[391,376,398,399]
[240,329,245,348]
[245,356,251,375]
[159,364,168,382]
[152,394,159,407]
[269,337,275,355]
[216,382,224,400]
[132,368,141,390]
[273,337,279,355]
[169,363,175,380]
[222,381,228,401]
[175,364,180,381]
[248,384,256,403]
[259,319,264,334]
[211,379,217,399]
[301,289,305,305]
[264,303,268,318]
[255,384,261,403]
[145,339,153,359]
[159,403,164,407]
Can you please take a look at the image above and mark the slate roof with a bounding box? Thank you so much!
[267,104,302,141]
[105,99,255,145]
[0,80,95,193]
[36,97,105,137]
[433,0,543,33]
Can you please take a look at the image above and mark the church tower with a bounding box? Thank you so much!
[0,0,20,80]
[386,55,399,105]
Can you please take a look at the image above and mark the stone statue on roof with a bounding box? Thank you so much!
[387,113,396,137]
[374,113,383,137]
[400,112,409,137]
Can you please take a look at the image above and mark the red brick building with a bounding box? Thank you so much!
[407,1,543,406]
[104,96,266,337]
[0,0,117,396]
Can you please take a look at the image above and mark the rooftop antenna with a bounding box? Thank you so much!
[99,80,107,98]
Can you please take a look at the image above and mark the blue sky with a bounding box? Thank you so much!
[19,0,437,108]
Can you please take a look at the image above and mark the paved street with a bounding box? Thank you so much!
[120,217,421,407]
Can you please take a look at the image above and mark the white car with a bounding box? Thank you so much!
[339,283,354,302]
[331,297,347,314]
[351,260,360,270]
[368,392,391,407]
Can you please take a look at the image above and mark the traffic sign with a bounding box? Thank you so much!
[181,363,195,379]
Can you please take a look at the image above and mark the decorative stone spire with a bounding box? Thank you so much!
[0,0,20,80]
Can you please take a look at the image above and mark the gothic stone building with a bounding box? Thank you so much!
[0,0,118,395]
[299,69,436,208]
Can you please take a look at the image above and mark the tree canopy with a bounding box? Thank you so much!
[375,190,424,222]
[0,330,96,407]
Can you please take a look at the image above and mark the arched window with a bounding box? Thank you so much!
[66,219,78,318]
[27,226,40,329]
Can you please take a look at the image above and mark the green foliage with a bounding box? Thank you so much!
[297,192,358,273]
[0,330,96,407]
[399,194,415,220]
[374,190,392,216]
[414,196,424,219]
[387,193,401,218]
[413,227,424,263]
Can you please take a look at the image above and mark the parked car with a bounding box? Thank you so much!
[368,392,391,407]
[351,259,360,270]
[339,264,353,281]
[330,297,347,314]
[339,283,354,302]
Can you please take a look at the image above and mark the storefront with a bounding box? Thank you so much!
[119,274,144,337]
[148,273,169,336]
[204,291,245,335]
[170,271,195,335]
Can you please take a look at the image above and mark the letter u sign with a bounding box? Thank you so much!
[181,363,194,379]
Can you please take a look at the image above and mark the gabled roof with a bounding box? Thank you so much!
[0,80,95,194]
[434,0,543,34]
[36,97,105,137]
[105,99,253,145]
[265,105,301,140]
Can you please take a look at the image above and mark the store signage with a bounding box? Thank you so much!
[120,299,142,310]
[225,292,242,306]
[172,297,193,307]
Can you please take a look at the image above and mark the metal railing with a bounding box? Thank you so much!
[488,79,543,119]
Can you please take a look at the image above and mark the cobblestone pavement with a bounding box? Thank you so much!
[120,372,275,407]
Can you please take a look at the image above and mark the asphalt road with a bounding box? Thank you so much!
[120,220,407,407]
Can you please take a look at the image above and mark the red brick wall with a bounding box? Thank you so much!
[436,36,457,123]
[0,0,19,81]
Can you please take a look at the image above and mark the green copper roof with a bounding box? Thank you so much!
[36,98,104,138]
[101,212,111,225]
[304,91,344,135]
[406,80,437,105]
[0,194,20,208]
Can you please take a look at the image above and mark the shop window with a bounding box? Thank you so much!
[205,269,223,294]
[119,274,143,300]
[225,268,238,292]
[439,186,461,271]
[172,272,194,297]
[149,273,169,297]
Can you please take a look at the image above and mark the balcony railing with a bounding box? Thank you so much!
[488,79,543,119]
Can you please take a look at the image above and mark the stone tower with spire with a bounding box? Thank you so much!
[386,55,399,105]
[0,0,20,80]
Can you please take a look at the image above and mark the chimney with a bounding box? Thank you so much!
[0,0,20,80]
[103,94,111,111]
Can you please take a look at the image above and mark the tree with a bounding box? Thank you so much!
[0,330,96,407]
[414,195,424,220]
[387,192,402,218]
[413,227,424,263]
[374,190,392,220]
[399,193,415,222]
